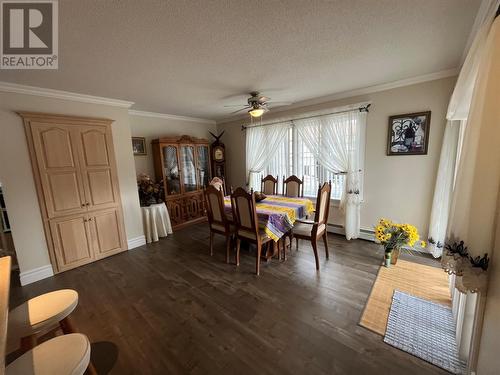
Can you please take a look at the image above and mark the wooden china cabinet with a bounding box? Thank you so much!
[152,135,211,229]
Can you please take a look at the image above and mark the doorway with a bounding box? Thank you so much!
[0,183,18,271]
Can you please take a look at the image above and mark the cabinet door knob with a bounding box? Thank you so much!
[86,202,90,206]
[81,203,85,207]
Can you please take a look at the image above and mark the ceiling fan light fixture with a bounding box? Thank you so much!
[248,108,265,118]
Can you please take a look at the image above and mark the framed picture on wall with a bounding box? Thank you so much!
[387,111,431,156]
[132,137,147,155]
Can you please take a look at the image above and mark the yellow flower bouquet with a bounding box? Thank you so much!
[375,218,426,267]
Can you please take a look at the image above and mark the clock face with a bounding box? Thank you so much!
[214,147,224,161]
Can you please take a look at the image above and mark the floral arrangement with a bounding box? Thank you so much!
[441,238,490,293]
[470,253,490,270]
[375,218,425,249]
[137,173,164,206]
[444,240,469,257]
[375,218,425,266]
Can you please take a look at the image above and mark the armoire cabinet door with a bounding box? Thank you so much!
[49,214,94,271]
[77,126,120,211]
[22,112,128,275]
[89,208,125,259]
[31,123,87,218]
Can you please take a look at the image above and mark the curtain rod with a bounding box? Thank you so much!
[241,104,371,131]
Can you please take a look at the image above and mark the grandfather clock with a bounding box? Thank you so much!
[209,131,226,183]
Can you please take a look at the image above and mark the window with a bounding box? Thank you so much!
[246,105,367,239]
[256,127,346,199]
[247,106,367,202]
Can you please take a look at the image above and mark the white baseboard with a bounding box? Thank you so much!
[127,235,146,249]
[327,224,428,252]
[19,236,145,286]
[327,224,375,241]
[20,264,54,286]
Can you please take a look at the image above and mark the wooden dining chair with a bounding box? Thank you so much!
[282,175,304,197]
[292,182,331,270]
[279,175,304,260]
[209,176,226,195]
[204,185,234,263]
[231,188,274,275]
[260,175,278,195]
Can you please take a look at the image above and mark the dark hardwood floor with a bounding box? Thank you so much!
[9,225,447,375]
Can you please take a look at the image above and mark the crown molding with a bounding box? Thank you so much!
[129,109,215,125]
[0,81,135,108]
[297,68,459,105]
[216,68,459,124]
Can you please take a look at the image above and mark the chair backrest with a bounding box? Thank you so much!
[261,175,278,195]
[283,175,304,197]
[209,177,226,195]
[231,187,259,239]
[205,185,229,230]
[313,182,332,233]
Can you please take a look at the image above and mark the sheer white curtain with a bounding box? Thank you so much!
[427,121,462,257]
[427,0,499,258]
[294,110,366,240]
[442,7,500,366]
[448,15,500,263]
[246,122,289,190]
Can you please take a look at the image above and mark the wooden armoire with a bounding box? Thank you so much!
[21,112,127,273]
[152,135,211,229]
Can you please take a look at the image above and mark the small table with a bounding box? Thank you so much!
[141,203,173,243]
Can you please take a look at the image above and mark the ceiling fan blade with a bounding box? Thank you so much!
[267,101,293,105]
[224,104,247,107]
[258,96,271,103]
[230,107,250,114]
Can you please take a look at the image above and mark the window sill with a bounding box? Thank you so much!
[304,195,341,207]
[330,199,341,207]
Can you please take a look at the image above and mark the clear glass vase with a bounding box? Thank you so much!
[384,251,392,267]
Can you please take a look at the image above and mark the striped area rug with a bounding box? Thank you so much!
[384,291,466,374]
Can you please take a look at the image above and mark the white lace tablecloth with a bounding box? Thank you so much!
[141,203,173,243]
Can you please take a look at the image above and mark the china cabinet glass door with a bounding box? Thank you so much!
[197,145,210,188]
[180,145,197,192]
[162,145,181,195]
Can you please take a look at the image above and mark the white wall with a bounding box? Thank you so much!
[0,92,143,280]
[217,77,456,239]
[477,208,500,374]
[129,114,216,179]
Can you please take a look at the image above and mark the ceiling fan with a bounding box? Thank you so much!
[224,91,292,118]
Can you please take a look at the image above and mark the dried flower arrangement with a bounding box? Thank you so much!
[137,173,164,206]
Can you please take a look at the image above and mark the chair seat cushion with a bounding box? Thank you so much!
[8,289,78,339]
[293,222,326,237]
[238,229,269,241]
[6,333,91,375]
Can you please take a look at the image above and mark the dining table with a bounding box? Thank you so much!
[223,195,315,259]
